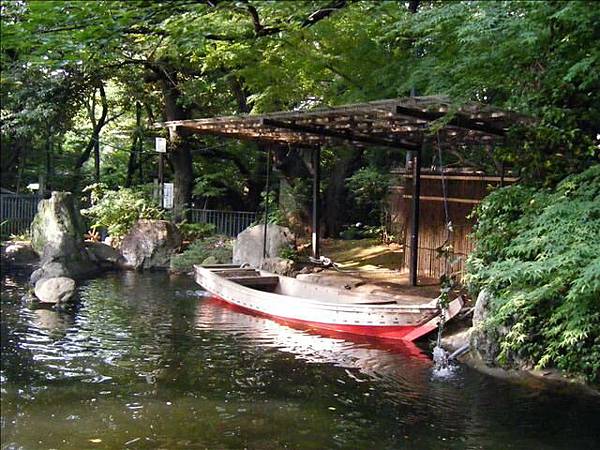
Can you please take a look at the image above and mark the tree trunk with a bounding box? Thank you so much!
[323,147,363,237]
[273,147,313,232]
[125,102,142,188]
[168,130,194,221]
[158,70,193,222]
[94,136,100,183]
[72,82,108,191]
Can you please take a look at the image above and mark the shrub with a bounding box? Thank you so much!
[466,165,600,382]
[170,235,233,272]
[339,223,383,240]
[178,222,216,241]
[81,184,163,239]
[345,167,391,225]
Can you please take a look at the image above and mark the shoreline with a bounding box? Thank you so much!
[440,326,600,397]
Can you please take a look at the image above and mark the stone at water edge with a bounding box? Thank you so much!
[233,224,295,269]
[30,261,69,286]
[34,277,76,305]
[470,289,512,366]
[30,192,85,255]
[2,241,39,266]
[85,241,124,268]
[120,220,182,270]
[29,191,100,280]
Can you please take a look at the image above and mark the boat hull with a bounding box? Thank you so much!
[194,265,463,342]
[210,295,416,339]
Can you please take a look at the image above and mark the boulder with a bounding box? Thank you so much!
[30,262,69,286]
[29,191,99,282]
[85,241,123,268]
[233,224,295,269]
[30,192,85,255]
[470,289,512,366]
[120,220,182,270]
[2,241,39,266]
[261,257,296,276]
[34,276,76,305]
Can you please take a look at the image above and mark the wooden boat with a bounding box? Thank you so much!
[193,264,464,342]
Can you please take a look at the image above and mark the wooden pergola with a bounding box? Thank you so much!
[161,95,530,286]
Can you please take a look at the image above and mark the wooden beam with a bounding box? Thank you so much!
[402,194,481,205]
[400,174,518,182]
[261,118,420,151]
[395,106,507,137]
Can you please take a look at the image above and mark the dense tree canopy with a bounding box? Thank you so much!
[1,1,598,225]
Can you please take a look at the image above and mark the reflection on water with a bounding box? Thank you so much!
[1,271,599,449]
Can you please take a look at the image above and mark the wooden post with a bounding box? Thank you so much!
[158,153,164,208]
[409,147,422,286]
[262,147,272,261]
[312,146,321,259]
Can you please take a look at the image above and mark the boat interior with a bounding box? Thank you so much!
[202,265,443,307]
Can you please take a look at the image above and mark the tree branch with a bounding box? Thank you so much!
[301,0,348,28]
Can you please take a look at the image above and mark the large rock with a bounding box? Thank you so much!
[470,289,513,366]
[261,257,296,276]
[29,191,99,281]
[1,241,39,268]
[120,220,182,270]
[34,276,76,305]
[30,192,85,255]
[30,262,69,286]
[233,224,295,268]
[85,241,124,268]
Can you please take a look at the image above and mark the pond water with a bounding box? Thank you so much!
[1,271,599,449]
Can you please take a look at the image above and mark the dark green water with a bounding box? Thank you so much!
[1,271,599,449]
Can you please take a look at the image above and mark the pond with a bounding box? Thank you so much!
[1,271,599,449]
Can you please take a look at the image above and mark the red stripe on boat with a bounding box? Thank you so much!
[209,295,424,341]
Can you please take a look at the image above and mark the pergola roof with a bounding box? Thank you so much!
[161,95,531,150]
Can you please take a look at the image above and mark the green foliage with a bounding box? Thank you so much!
[81,183,163,238]
[466,165,600,382]
[346,167,391,225]
[279,246,299,262]
[339,223,383,241]
[178,222,216,241]
[170,236,233,272]
[257,190,286,226]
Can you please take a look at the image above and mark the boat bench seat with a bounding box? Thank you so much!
[228,275,280,289]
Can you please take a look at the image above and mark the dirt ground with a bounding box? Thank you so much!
[298,238,443,303]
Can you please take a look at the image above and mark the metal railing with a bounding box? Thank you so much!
[189,209,257,237]
[0,195,256,239]
[0,194,40,237]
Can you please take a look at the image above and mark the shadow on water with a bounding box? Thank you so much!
[1,270,599,449]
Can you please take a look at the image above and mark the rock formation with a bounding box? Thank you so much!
[120,220,182,270]
[34,276,76,305]
[233,224,295,270]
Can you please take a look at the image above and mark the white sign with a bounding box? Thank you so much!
[163,182,174,209]
[155,137,167,153]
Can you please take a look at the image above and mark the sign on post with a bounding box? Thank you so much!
[155,137,167,153]
[163,182,174,209]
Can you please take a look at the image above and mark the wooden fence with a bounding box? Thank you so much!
[188,209,257,237]
[0,194,40,237]
[388,169,516,280]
